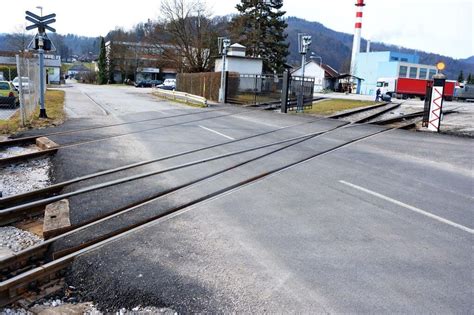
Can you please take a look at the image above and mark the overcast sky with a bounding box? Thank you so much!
[2,0,473,59]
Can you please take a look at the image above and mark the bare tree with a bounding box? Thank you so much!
[7,25,32,54]
[146,0,215,73]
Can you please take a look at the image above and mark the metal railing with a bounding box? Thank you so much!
[153,88,208,107]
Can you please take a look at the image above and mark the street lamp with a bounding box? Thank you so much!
[310,52,322,68]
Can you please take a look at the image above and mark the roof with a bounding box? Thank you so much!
[337,73,365,81]
[320,63,339,78]
[290,60,340,78]
[230,43,246,49]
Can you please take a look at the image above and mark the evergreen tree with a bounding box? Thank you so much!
[97,37,108,85]
[468,73,473,84]
[232,0,289,73]
[457,70,464,83]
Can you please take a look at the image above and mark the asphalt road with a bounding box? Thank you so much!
[32,83,474,312]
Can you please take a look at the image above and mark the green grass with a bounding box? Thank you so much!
[0,90,65,134]
[305,99,379,115]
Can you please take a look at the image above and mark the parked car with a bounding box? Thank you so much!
[134,79,163,88]
[157,78,176,91]
[0,81,19,107]
[12,77,30,91]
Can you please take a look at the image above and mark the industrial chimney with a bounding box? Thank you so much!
[350,0,365,77]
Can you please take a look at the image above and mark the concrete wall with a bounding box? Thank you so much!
[215,57,263,75]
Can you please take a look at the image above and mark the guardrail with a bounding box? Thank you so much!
[153,88,208,107]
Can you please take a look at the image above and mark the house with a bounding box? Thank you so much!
[291,60,340,92]
[214,43,263,75]
[105,41,177,83]
[355,51,438,96]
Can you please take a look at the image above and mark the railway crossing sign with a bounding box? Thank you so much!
[24,9,57,118]
[25,11,56,33]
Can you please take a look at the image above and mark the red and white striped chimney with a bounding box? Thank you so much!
[350,0,365,77]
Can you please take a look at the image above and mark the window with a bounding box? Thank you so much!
[428,69,437,79]
[401,58,408,62]
[419,68,427,79]
[384,83,389,87]
[376,82,383,87]
[390,57,399,61]
[399,66,408,77]
[0,82,10,90]
[409,67,418,78]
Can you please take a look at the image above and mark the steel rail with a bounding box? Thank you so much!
[0,115,340,209]
[0,124,392,307]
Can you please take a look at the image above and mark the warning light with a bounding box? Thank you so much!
[436,62,446,71]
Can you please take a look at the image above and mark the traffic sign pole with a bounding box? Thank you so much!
[25,9,56,119]
[38,34,47,118]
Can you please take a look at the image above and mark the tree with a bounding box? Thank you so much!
[145,0,216,73]
[6,25,31,55]
[467,73,473,84]
[458,70,464,83]
[231,0,289,73]
[97,37,107,84]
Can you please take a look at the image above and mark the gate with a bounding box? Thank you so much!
[226,73,284,105]
[224,72,315,112]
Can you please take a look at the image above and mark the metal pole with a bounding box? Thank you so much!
[219,52,227,103]
[297,54,306,113]
[38,33,47,118]
[16,55,26,126]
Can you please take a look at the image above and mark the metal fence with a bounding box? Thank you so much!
[225,73,315,110]
[0,55,40,125]
[226,73,285,105]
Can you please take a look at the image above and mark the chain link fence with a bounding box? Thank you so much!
[0,55,40,126]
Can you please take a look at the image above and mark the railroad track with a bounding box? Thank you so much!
[0,107,277,167]
[0,119,400,307]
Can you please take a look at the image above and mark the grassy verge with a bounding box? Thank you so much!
[0,89,66,135]
[305,99,378,115]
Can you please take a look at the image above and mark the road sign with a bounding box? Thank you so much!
[25,10,56,34]
[24,9,57,119]
[427,78,445,132]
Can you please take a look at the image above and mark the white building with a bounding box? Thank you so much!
[215,43,263,75]
[291,60,339,92]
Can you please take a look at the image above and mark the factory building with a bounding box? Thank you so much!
[355,51,438,96]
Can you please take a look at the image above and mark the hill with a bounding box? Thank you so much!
[285,17,474,80]
[1,17,472,80]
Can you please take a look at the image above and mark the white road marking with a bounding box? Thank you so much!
[199,125,235,140]
[339,180,474,235]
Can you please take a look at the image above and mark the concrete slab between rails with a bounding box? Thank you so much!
[0,248,14,260]
[36,137,60,151]
[43,199,71,239]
